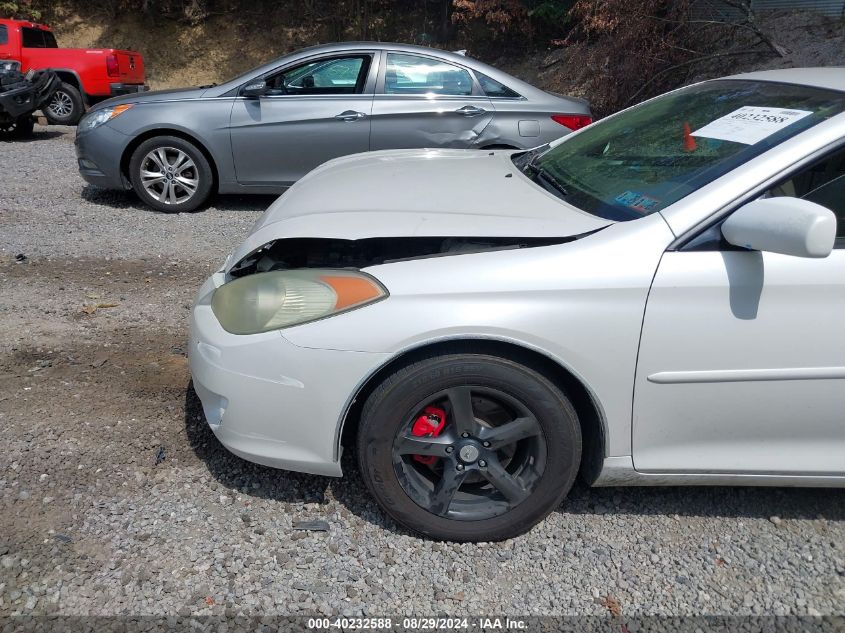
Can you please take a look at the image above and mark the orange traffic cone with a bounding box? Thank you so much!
[683,122,697,152]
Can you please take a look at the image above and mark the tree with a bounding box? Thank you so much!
[451,0,529,35]
[560,0,783,115]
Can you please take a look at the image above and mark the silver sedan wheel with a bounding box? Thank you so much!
[48,91,73,118]
[140,147,199,206]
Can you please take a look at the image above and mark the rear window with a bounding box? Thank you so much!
[21,27,55,48]
[476,72,521,98]
[0,25,7,45]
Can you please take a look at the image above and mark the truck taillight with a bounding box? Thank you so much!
[106,54,119,77]
[551,114,592,131]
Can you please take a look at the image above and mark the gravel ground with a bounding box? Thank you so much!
[1,126,844,618]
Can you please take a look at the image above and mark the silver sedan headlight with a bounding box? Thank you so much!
[211,269,388,335]
[78,104,134,133]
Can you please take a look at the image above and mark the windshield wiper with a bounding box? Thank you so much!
[535,169,569,198]
[521,160,570,199]
[512,144,571,199]
[514,143,549,171]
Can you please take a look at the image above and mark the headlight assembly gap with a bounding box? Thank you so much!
[211,269,387,335]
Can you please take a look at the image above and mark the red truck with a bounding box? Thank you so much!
[0,19,146,125]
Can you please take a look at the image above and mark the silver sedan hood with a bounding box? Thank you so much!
[227,148,612,270]
[91,87,210,111]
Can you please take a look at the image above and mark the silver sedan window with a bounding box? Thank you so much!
[384,53,472,96]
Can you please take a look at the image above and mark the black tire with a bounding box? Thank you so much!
[0,116,34,139]
[14,116,35,138]
[357,353,581,542]
[43,82,84,125]
[129,136,214,213]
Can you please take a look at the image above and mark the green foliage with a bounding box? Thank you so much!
[526,0,574,39]
[527,0,572,25]
[0,1,42,20]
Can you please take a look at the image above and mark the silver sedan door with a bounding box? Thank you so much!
[369,51,494,150]
[633,149,845,476]
[229,52,378,187]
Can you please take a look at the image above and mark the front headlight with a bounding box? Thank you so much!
[211,269,388,335]
[78,104,133,132]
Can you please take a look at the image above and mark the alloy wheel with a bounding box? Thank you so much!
[140,147,199,206]
[48,91,73,118]
[391,386,547,521]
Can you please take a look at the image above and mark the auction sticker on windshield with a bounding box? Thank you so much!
[692,106,812,145]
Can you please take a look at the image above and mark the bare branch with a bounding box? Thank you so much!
[625,49,767,106]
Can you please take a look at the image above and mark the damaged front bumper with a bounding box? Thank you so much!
[0,68,60,121]
[189,271,390,477]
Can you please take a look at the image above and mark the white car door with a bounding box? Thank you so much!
[633,147,845,475]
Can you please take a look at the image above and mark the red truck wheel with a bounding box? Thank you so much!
[44,82,83,126]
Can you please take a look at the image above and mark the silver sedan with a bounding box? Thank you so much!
[74,42,590,212]
[190,68,845,542]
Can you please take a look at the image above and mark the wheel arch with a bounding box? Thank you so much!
[51,69,82,91]
[120,128,220,192]
[338,338,607,484]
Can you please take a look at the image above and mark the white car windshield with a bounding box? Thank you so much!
[517,79,845,221]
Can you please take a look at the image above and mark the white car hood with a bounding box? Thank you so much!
[228,148,612,269]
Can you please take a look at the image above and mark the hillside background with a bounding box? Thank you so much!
[3,0,845,115]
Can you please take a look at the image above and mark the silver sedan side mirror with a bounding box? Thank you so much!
[241,80,268,98]
[722,197,837,258]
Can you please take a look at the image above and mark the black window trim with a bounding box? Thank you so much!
[472,70,525,100]
[482,92,526,101]
[43,30,58,48]
[672,138,845,252]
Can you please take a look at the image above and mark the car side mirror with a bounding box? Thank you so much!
[241,80,268,98]
[722,197,837,258]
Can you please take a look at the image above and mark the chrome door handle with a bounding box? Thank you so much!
[335,110,367,122]
[456,105,486,117]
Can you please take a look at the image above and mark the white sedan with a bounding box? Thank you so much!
[190,68,845,542]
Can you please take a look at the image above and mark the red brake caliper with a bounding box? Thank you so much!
[410,406,447,466]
